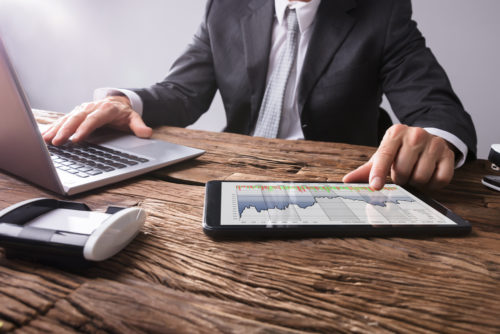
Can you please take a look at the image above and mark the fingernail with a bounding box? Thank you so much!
[69,134,78,142]
[370,177,383,190]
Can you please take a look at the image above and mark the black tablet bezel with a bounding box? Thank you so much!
[203,180,471,238]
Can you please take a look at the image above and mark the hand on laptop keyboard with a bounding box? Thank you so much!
[42,95,152,146]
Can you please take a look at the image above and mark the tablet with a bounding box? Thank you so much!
[203,181,471,238]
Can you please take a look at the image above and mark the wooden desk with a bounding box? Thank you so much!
[1,115,499,333]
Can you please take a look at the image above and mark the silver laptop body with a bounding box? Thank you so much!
[0,38,204,196]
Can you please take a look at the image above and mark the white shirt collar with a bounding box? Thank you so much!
[274,0,322,33]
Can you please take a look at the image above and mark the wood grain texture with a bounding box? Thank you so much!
[0,112,498,333]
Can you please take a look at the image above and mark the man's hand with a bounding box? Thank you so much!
[42,95,153,146]
[342,124,456,191]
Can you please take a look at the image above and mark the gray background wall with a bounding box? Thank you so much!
[0,0,498,158]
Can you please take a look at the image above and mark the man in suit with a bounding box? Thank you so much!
[43,0,477,191]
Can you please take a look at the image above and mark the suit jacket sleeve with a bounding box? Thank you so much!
[380,0,477,159]
[132,0,217,128]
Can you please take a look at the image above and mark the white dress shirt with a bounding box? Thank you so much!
[95,0,467,167]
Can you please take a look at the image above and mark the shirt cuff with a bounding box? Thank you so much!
[93,87,144,116]
[424,127,468,168]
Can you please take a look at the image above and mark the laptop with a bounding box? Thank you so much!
[0,38,205,196]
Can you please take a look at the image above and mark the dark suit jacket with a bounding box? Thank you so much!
[133,0,477,158]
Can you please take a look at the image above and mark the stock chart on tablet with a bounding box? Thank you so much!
[220,182,457,225]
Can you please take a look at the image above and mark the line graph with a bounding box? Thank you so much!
[220,182,455,225]
[236,184,414,217]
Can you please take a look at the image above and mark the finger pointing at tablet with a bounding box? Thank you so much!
[342,124,456,191]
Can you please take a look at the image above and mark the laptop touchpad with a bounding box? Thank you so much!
[96,135,153,150]
[87,129,155,152]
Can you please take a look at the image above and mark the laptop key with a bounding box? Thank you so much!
[96,165,115,172]
[122,160,138,166]
[111,163,127,169]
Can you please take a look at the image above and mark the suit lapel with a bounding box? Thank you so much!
[298,0,357,113]
[240,0,274,124]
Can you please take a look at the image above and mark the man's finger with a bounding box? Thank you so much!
[390,127,428,185]
[42,114,70,142]
[409,137,453,189]
[342,160,372,183]
[51,109,90,145]
[410,136,447,187]
[42,103,91,141]
[369,125,406,190]
[129,112,153,138]
[408,154,436,188]
[427,149,454,190]
[71,103,121,143]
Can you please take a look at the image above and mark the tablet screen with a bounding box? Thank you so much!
[220,182,457,226]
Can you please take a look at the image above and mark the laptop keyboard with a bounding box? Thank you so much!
[47,142,149,178]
